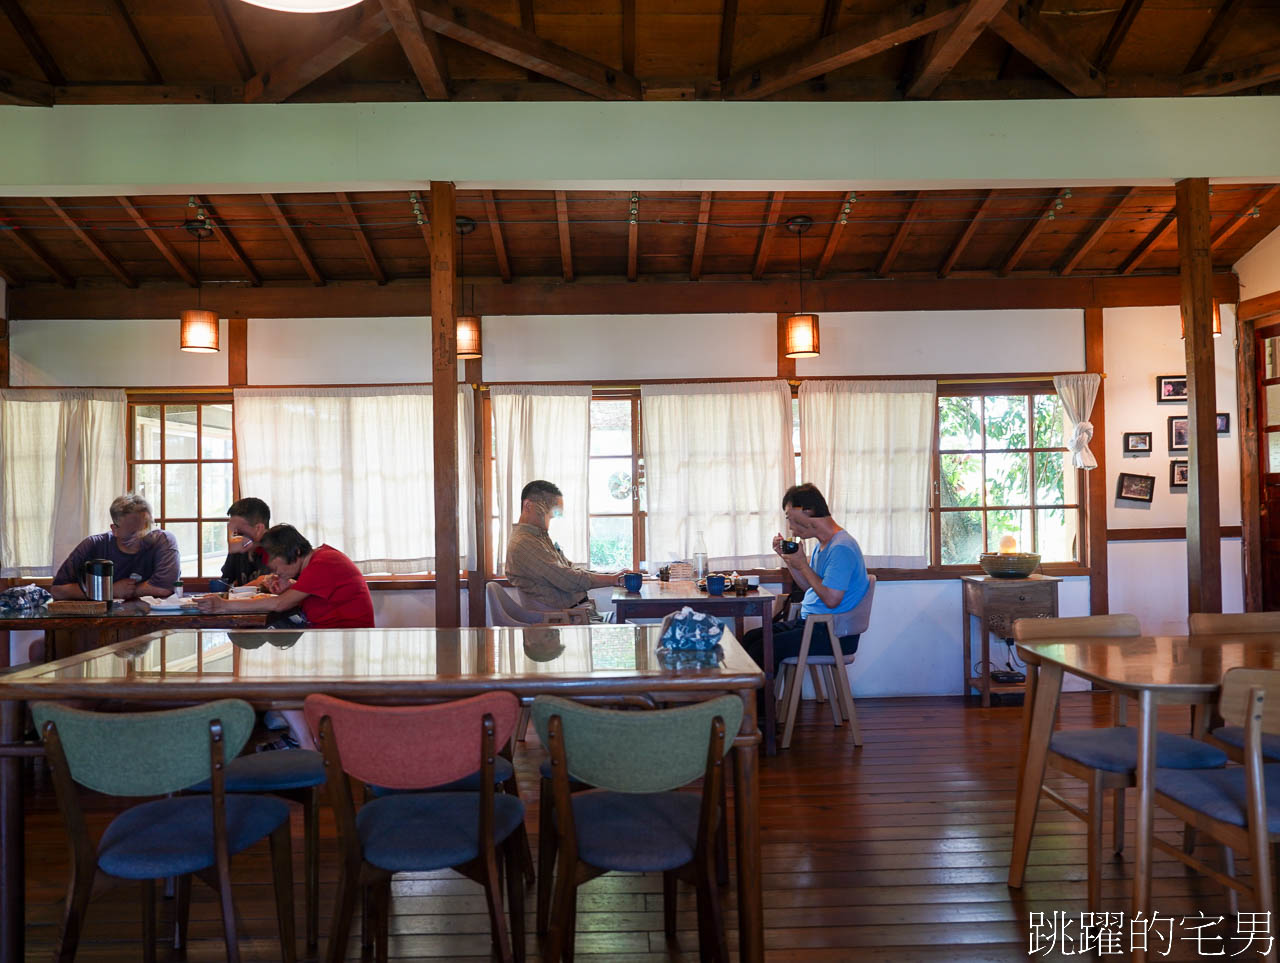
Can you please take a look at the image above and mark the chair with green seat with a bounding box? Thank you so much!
[32,699,296,963]
[532,693,743,963]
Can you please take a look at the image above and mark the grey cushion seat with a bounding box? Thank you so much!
[1210,726,1280,762]
[356,792,526,872]
[1050,727,1228,773]
[572,790,702,872]
[1156,765,1280,831]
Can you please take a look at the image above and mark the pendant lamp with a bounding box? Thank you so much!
[1180,300,1223,340]
[180,219,220,353]
[783,215,820,358]
[237,1,363,12]
[455,215,482,360]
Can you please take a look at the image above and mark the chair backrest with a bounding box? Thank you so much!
[531,694,743,793]
[31,699,255,797]
[1013,613,1141,642]
[1220,668,1280,734]
[1189,612,1280,636]
[841,574,877,636]
[487,582,541,626]
[304,691,520,790]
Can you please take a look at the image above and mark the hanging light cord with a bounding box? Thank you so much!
[796,226,804,316]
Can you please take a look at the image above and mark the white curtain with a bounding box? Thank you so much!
[234,385,475,574]
[0,389,127,577]
[1053,373,1101,470]
[491,385,591,571]
[642,380,791,570]
[799,379,935,569]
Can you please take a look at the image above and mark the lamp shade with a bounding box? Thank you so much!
[783,313,821,358]
[237,0,362,11]
[456,315,482,359]
[179,309,220,353]
[1180,300,1222,340]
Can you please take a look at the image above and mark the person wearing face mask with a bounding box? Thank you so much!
[49,493,181,600]
[504,479,626,621]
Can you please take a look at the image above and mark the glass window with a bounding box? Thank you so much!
[588,398,641,569]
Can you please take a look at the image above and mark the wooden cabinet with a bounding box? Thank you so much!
[962,575,1061,707]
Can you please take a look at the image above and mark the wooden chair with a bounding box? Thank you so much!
[486,582,579,741]
[777,575,876,750]
[1189,612,1280,764]
[1013,614,1229,911]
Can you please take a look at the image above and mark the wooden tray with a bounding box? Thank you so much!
[46,600,109,615]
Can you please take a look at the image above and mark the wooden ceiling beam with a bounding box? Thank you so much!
[1093,0,1144,73]
[718,0,739,81]
[938,190,994,278]
[483,190,512,283]
[879,193,924,277]
[118,198,197,287]
[1184,0,1246,72]
[555,191,574,282]
[207,0,255,82]
[0,68,52,107]
[690,192,712,281]
[1182,50,1280,96]
[415,0,642,100]
[906,0,1008,99]
[1000,188,1069,276]
[815,193,855,280]
[1057,187,1138,276]
[262,194,325,286]
[622,0,636,77]
[626,191,639,282]
[380,0,450,100]
[197,196,262,286]
[106,0,163,84]
[1210,185,1280,252]
[1119,210,1176,275]
[0,261,21,289]
[751,192,786,280]
[988,5,1106,97]
[43,199,136,288]
[725,0,963,99]
[335,192,386,285]
[0,0,65,86]
[244,6,392,103]
[517,0,539,81]
[0,212,74,288]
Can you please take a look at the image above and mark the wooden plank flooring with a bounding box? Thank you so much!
[21,694,1253,960]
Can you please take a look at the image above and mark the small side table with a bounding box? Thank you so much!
[961,574,1060,707]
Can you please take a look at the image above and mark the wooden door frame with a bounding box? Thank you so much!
[1245,315,1280,610]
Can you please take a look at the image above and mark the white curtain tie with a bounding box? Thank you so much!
[1067,420,1097,470]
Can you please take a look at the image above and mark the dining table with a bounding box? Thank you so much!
[0,622,766,963]
[1009,632,1280,963]
[612,579,779,754]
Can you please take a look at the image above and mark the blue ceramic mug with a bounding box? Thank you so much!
[623,572,643,593]
[706,574,726,596]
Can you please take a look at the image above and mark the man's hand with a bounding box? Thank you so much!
[227,535,252,555]
[246,574,271,588]
[264,574,294,595]
[772,533,787,558]
[112,578,138,600]
[195,594,225,614]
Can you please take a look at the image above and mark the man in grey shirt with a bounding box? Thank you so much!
[50,493,181,600]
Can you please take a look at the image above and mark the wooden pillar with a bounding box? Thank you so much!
[0,317,9,388]
[227,317,247,386]
[431,181,461,628]
[466,336,488,628]
[776,312,796,381]
[1084,308,1109,614]
[1237,308,1263,611]
[1176,177,1222,614]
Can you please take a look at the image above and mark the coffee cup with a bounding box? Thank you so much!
[623,572,643,593]
[780,539,800,554]
[706,574,726,596]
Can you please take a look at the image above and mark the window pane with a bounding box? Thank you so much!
[202,462,233,518]
[589,516,632,570]
[166,463,197,518]
[166,522,199,578]
[1034,451,1071,505]
[590,400,632,456]
[164,404,198,460]
[589,457,633,514]
[1266,337,1280,380]
[1033,394,1065,449]
[940,454,982,507]
[940,511,982,565]
[986,452,1030,507]
[202,522,227,579]
[1271,433,1280,474]
[939,396,981,450]
[133,405,161,460]
[132,463,161,508]
[202,403,233,459]
[983,396,1028,450]
[794,454,801,487]
[792,398,800,454]
[987,509,1032,555]
[1268,385,1280,427]
[1036,507,1078,563]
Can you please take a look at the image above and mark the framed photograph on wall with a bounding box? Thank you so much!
[1116,472,1156,503]
[1217,413,1230,434]
[1170,460,1189,488]
[1168,415,1189,452]
[1122,432,1152,453]
[1156,375,1188,403]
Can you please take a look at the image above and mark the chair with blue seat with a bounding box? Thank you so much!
[304,691,528,963]
[32,698,296,963]
[1190,613,1280,764]
[532,693,743,963]
[1013,614,1230,911]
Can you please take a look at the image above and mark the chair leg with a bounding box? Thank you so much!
[1114,787,1126,856]
[55,859,95,963]
[505,841,527,963]
[822,667,843,726]
[173,873,192,952]
[301,788,319,952]
[481,846,513,963]
[361,885,374,955]
[373,877,391,963]
[830,659,862,747]
[1251,818,1276,921]
[694,856,729,963]
[141,878,157,963]
[546,862,578,963]
[536,776,556,936]
[516,705,532,743]
[325,867,360,963]
[268,823,297,963]
[662,870,677,941]
[1223,846,1240,916]
[808,664,826,703]
[1183,824,1197,857]
[715,775,730,888]
[213,854,241,963]
[780,660,806,750]
[1086,776,1104,913]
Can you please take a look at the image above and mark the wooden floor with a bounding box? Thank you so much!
[21,693,1252,961]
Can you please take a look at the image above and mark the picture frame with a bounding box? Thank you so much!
[1170,460,1189,488]
[1156,375,1188,403]
[1168,415,1189,452]
[1217,412,1230,434]
[1116,472,1156,503]
[1122,432,1152,453]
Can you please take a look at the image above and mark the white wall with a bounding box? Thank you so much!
[10,318,229,386]
[247,316,460,384]
[1235,223,1280,301]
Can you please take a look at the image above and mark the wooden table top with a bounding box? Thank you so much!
[612,579,776,602]
[0,602,268,629]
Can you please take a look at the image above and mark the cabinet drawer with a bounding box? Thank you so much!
[981,582,1056,607]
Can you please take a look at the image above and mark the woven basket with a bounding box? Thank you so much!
[46,600,109,615]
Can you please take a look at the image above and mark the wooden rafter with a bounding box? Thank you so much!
[380,0,450,100]
[0,211,73,288]
[718,0,739,81]
[483,191,512,283]
[262,194,325,286]
[690,192,712,281]
[518,0,539,81]
[626,192,639,282]
[118,198,197,287]
[906,0,1008,99]
[938,190,994,278]
[106,0,163,84]
[1182,51,1280,96]
[415,0,642,100]
[1000,189,1069,276]
[43,199,136,288]
[988,5,1106,97]
[1058,187,1137,276]
[1210,185,1280,251]
[207,0,255,82]
[335,192,386,285]
[726,0,961,100]
[819,0,842,37]
[1094,0,1144,73]
[1119,210,1176,275]
[1185,0,1246,72]
[878,193,924,277]
[0,68,52,107]
[751,193,786,280]
[244,6,392,103]
[815,194,855,280]
[555,191,574,282]
[198,196,262,286]
[622,0,636,77]
[0,0,65,86]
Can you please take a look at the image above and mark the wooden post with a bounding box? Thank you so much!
[466,335,488,628]
[1237,309,1263,611]
[227,317,247,386]
[1084,308,1108,614]
[777,312,796,381]
[431,181,461,628]
[0,317,9,388]
[1176,177,1222,614]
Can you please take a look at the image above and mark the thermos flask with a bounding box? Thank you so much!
[81,559,114,603]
